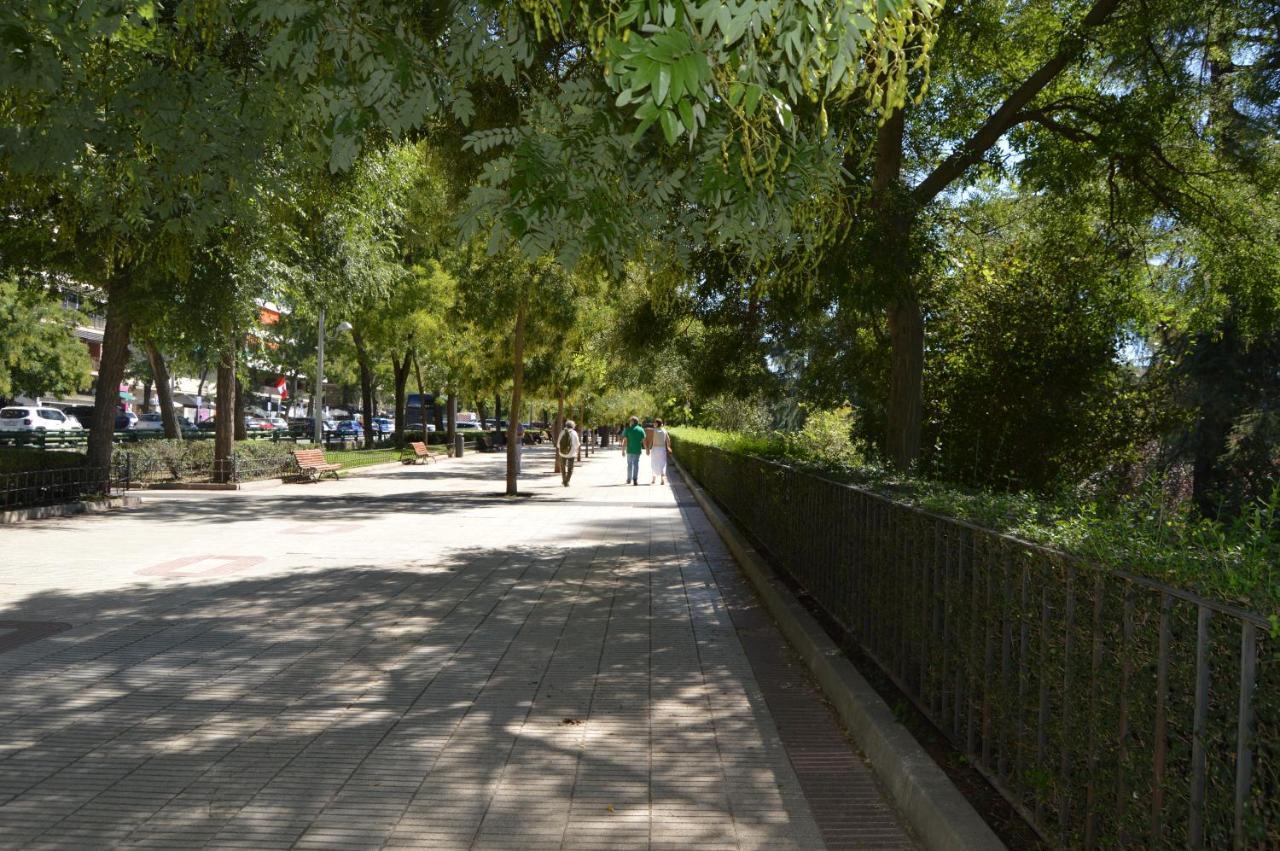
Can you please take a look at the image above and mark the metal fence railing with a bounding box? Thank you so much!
[676,441,1276,849]
[0,465,121,511]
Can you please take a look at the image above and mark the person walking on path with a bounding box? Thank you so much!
[557,419,581,487]
[647,418,672,485]
[622,416,646,485]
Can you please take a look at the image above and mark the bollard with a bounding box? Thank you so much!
[454,433,465,457]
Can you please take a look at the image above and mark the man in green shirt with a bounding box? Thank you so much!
[622,416,646,485]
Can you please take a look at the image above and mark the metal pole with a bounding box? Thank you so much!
[315,307,325,446]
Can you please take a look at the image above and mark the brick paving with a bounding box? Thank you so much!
[0,445,914,850]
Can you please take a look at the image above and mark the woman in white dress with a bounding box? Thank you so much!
[647,418,672,485]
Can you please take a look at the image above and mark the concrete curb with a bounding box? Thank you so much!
[674,459,1007,851]
[1,495,142,525]
[143,478,283,491]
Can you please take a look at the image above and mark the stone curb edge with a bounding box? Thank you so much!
[1,495,141,525]
[674,458,1007,851]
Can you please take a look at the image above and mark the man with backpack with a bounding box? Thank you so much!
[557,419,581,487]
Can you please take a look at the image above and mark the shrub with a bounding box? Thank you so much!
[672,426,1280,617]
[0,448,88,473]
[117,439,295,482]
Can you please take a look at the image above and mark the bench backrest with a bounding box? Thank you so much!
[293,449,329,467]
[409,441,428,454]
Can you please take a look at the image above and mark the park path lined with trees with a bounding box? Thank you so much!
[2,0,1278,846]
[0,449,916,851]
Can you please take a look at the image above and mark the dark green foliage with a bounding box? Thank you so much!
[0,448,88,473]
[924,197,1146,490]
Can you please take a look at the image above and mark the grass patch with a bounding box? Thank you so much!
[324,448,403,470]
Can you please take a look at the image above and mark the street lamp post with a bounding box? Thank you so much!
[314,308,352,445]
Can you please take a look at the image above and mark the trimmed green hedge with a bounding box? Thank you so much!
[0,448,89,473]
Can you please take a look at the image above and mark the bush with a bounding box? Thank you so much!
[0,448,88,473]
[117,439,296,482]
[672,426,1280,617]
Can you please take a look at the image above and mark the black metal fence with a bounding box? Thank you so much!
[676,441,1276,849]
[0,465,121,511]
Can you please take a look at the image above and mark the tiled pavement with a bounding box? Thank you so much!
[0,445,915,849]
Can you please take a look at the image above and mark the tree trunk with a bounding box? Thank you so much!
[412,354,428,435]
[142,379,153,412]
[478,400,488,429]
[506,300,526,496]
[215,347,235,483]
[446,392,457,444]
[495,393,503,428]
[352,328,375,449]
[145,341,181,439]
[87,275,133,473]
[554,389,565,473]
[392,349,411,445]
[867,108,925,471]
[234,376,247,441]
[433,390,445,433]
[886,298,925,470]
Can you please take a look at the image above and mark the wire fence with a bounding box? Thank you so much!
[0,465,119,511]
[676,441,1277,849]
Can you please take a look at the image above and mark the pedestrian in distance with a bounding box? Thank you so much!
[557,419,581,487]
[647,418,672,485]
[622,416,646,485]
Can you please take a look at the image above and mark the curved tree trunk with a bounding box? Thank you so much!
[506,300,526,496]
[446,391,457,445]
[351,327,375,449]
[145,341,181,439]
[234,376,247,441]
[87,274,133,473]
[412,354,428,436]
[392,348,411,445]
[214,347,236,483]
[554,389,565,474]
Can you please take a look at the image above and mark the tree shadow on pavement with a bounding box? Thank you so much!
[0,539,820,850]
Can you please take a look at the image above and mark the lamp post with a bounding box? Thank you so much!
[314,308,352,445]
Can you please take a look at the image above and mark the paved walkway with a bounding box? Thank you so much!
[0,445,914,850]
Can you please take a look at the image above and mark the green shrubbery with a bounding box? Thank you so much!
[673,425,1280,619]
[0,448,88,473]
[118,440,297,482]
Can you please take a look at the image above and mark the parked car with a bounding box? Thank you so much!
[264,415,290,431]
[369,417,394,435]
[197,417,218,431]
[135,412,166,431]
[114,411,139,430]
[245,416,271,432]
[135,412,196,432]
[65,405,95,425]
[0,406,82,432]
[335,419,363,437]
[454,421,482,431]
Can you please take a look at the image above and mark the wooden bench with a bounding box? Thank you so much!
[401,441,435,465]
[291,448,341,482]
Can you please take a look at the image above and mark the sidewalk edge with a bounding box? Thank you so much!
[675,459,1007,851]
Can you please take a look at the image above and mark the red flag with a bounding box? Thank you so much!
[275,377,288,399]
